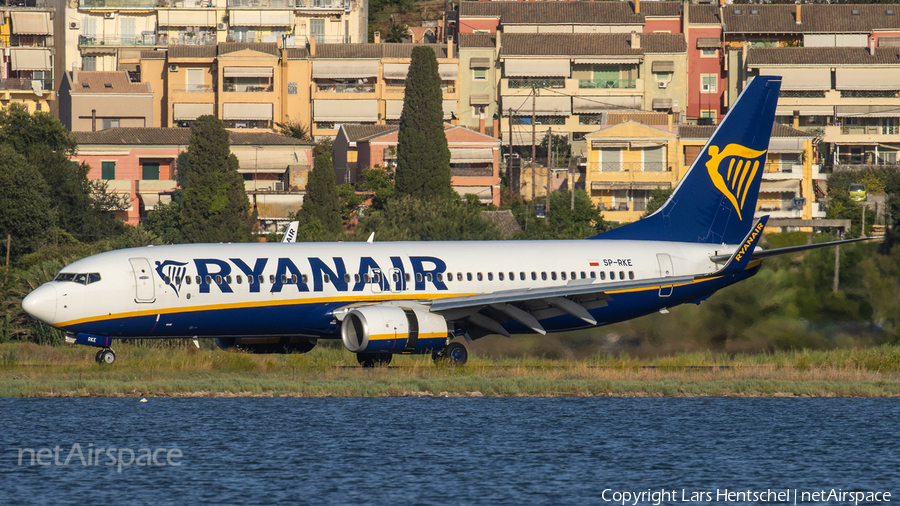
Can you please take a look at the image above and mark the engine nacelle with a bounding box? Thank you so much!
[341,306,448,354]
[215,337,316,354]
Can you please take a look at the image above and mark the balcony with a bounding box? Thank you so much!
[590,162,669,173]
[824,124,900,144]
[225,0,345,7]
[0,78,53,92]
[578,79,636,90]
[79,0,157,7]
[79,34,160,47]
[171,84,214,93]
[223,83,273,93]
[507,77,564,90]
[163,33,217,46]
[315,82,375,93]
[0,35,52,48]
[840,125,899,136]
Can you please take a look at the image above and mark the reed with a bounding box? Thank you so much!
[2,341,900,397]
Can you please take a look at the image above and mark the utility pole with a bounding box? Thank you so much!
[833,229,841,293]
[508,108,514,194]
[531,84,537,205]
[861,205,866,238]
[546,126,551,217]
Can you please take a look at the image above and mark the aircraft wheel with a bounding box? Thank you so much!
[445,342,467,366]
[99,349,116,365]
[95,350,103,363]
[432,349,446,364]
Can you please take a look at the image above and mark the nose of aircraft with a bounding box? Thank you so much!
[22,284,58,324]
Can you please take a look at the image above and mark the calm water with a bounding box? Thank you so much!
[1,397,897,505]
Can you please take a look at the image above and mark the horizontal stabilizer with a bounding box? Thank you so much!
[709,235,882,263]
[699,216,768,278]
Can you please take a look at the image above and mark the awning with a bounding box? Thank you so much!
[775,105,834,116]
[836,105,900,118]
[312,61,379,79]
[759,180,800,193]
[453,185,493,203]
[591,141,629,149]
[768,137,805,153]
[385,100,403,120]
[651,98,673,109]
[383,63,409,80]
[758,67,831,91]
[573,58,640,65]
[157,10,218,27]
[443,100,457,120]
[140,193,161,210]
[223,67,274,78]
[573,96,639,112]
[836,68,900,90]
[450,148,493,163]
[314,99,378,122]
[10,49,51,71]
[439,63,458,80]
[222,103,274,120]
[118,62,139,72]
[470,94,490,106]
[503,95,571,115]
[11,12,51,35]
[879,36,900,46]
[173,103,215,121]
[231,10,292,26]
[591,182,672,190]
[501,131,537,146]
[469,57,491,68]
[651,60,675,73]
[696,37,720,49]
[504,59,569,77]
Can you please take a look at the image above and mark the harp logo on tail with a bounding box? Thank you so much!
[705,144,768,220]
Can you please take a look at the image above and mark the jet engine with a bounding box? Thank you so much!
[215,337,316,354]
[341,306,448,354]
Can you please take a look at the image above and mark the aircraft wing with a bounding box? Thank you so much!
[424,274,697,337]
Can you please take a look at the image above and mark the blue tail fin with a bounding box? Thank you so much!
[593,76,782,244]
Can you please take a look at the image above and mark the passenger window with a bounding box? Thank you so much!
[609,271,615,280]
[225,275,232,284]
[416,273,423,282]
[373,273,380,283]
[510,272,515,280]
[467,273,473,281]
[531,272,537,280]
[619,271,625,280]
[205,275,213,284]
[164,276,171,284]
[571,271,576,280]
[345,273,351,283]
[302,275,309,284]
[551,272,557,281]
[214,275,221,284]
[394,273,401,283]
[446,272,452,280]
[236,275,242,284]
[520,272,526,280]
[499,272,504,281]
[185,276,192,285]
[258,275,264,284]
[174,276,181,285]
[600,272,606,280]
[269,275,275,284]
[405,273,410,282]
[629,271,635,280]
[281,274,287,283]
[436,273,442,282]
[561,272,566,280]
[477,273,483,281]
[581,272,586,279]
[488,272,493,281]
[364,274,371,283]
[355,274,360,283]
[457,273,463,281]
[197,276,203,284]
[426,273,433,282]
[590,272,596,279]
[294,275,300,284]
[323,274,330,283]
[541,272,547,281]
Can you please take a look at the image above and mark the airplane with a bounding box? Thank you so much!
[281,221,299,244]
[21,76,877,366]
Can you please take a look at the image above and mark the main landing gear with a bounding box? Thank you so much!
[433,342,468,366]
[357,352,392,368]
[95,348,116,364]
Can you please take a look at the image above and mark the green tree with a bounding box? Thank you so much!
[395,46,452,200]
[0,145,53,261]
[298,148,343,236]
[537,133,570,167]
[179,115,255,242]
[644,187,674,217]
[356,195,503,241]
[384,24,410,42]
[275,120,310,141]
[358,165,396,211]
[513,189,609,240]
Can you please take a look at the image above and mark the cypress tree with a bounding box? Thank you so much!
[395,45,452,199]
[299,147,343,236]
[180,115,255,243]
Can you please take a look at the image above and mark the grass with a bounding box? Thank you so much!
[2,341,900,398]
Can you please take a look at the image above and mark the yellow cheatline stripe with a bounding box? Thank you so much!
[53,291,479,328]
[368,332,446,342]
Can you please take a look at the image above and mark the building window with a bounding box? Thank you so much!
[82,56,97,71]
[101,161,116,180]
[102,118,120,130]
[142,162,160,180]
[701,75,717,93]
[473,68,486,81]
[655,72,671,81]
[701,48,717,57]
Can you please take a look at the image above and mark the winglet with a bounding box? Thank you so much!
[281,221,299,243]
[367,232,375,244]
[700,216,768,278]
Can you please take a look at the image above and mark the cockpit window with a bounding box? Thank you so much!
[54,272,101,285]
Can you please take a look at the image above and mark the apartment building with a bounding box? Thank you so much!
[308,42,458,139]
[72,127,312,227]
[354,124,502,206]
[63,0,366,74]
[332,124,395,183]
[58,70,154,131]
[745,46,900,169]
[457,33,497,138]
[497,32,686,156]
[0,4,57,113]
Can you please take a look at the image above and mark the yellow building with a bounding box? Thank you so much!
[0,9,55,113]
[584,115,680,223]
